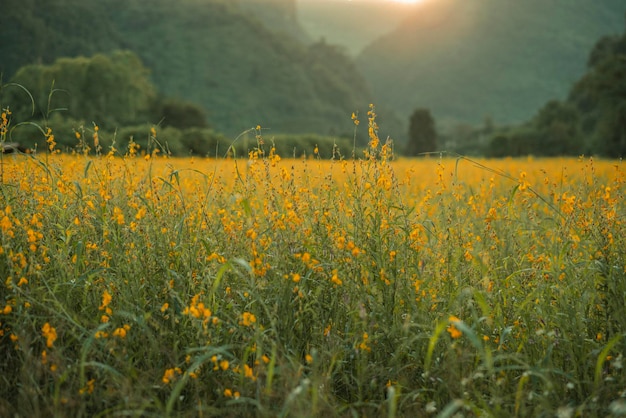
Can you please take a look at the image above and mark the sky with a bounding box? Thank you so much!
[302,0,424,4]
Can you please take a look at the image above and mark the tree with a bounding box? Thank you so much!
[4,50,156,127]
[405,108,437,156]
[152,98,209,130]
[569,23,626,157]
[532,100,583,156]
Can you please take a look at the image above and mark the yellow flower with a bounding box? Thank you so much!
[240,312,257,327]
[100,290,112,310]
[358,332,371,352]
[79,379,96,395]
[135,207,147,220]
[0,215,13,234]
[518,171,530,191]
[112,324,130,339]
[41,322,57,348]
[447,316,462,339]
[244,364,256,381]
[113,206,125,225]
[162,367,181,384]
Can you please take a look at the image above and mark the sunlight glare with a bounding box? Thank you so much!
[388,0,427,4]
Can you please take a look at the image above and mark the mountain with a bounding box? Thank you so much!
[296,0,416,56]
[238,0,310,43]
[0,0,372,137]
[356,0,626,127]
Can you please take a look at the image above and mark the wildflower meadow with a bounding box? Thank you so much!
[1,107,625,417]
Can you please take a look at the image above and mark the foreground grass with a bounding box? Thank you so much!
[0,133,625,416]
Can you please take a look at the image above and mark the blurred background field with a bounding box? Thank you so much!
[1,0,625,158]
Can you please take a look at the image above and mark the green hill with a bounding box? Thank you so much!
[0,0,372,137]
[356,0,625,127]
[238,0,310,43]
[296,0,415,56]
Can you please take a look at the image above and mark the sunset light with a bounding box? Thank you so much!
[344,0,426,4]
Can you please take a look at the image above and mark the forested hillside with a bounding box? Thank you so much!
[0,0,372,137]
[357,0,625,127]
[238,0,309,43]
[296,0,413,56]
[485,20,626,158]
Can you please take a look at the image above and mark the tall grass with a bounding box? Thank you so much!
[0,107,625,417]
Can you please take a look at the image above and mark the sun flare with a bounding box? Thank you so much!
[388,0,427,4]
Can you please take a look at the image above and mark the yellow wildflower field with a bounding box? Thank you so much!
[0,149,624,417]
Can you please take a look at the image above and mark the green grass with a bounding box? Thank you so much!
[0,120,625,417]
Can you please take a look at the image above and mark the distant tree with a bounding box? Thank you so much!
[568,21,626,157]
[486,127,537,158]
[4,50,156,127]
[405,108,437,156]
[152,98,209,130]
[532,100,583,156]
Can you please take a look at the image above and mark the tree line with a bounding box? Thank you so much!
[0,0,374,138]
[404,16,626,159]
[0,50,362,158]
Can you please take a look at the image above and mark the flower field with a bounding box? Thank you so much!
[1,125,625,416]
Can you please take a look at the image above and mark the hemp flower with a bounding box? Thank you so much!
[358,332,371,352]
[162,367,182,384]
[79,379,96,395]
[447,316,462,339]
[112,324,130,339]
[41,322,57,348]
[331,270,342,286]
[243,364,256,381]
[351,112,360,126]
[240,312,256,327]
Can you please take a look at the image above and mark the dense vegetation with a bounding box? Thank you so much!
[2,0,624,157]
[1,110,625,415]
[297,0,411,57]
[356,0,625,127]
[485,20,626,158]
[0,0,372,137]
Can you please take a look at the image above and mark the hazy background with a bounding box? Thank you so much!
[1,0,625,156]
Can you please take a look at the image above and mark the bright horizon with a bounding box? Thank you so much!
[388,0,425,3]
[325,0,427,4]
